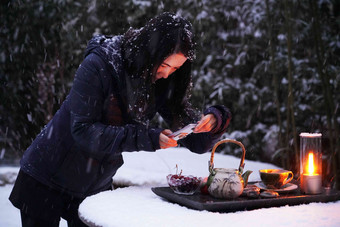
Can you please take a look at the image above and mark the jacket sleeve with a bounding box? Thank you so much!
[158,96,232,154]
[68,53,162,160]
[178,105,231,154]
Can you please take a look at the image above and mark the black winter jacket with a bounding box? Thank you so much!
[20,35,231,198]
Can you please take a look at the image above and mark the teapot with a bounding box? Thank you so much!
[207,139,252,199]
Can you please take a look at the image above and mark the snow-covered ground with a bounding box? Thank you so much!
[0,184,21,227]
[1,147,340,227]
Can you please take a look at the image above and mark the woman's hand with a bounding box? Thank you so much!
[193,114,217,133]
[159,114,217,148]
[159,129,178,149]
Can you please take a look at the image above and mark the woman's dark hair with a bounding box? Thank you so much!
[122,12,196,78]
[121,12,197,124]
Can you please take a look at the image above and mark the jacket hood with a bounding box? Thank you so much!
[84,35,124,74]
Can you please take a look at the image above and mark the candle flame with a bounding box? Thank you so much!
[308,152,315,175]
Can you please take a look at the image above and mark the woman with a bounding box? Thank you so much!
[10,12,231,226]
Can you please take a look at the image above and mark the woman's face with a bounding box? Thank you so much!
[153,53,187,83]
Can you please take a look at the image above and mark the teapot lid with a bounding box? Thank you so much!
[214,168,239,173]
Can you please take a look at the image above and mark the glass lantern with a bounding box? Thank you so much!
[300,133,322,194]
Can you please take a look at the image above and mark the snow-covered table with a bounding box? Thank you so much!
[78,148,340,227]
[79,186,340,227]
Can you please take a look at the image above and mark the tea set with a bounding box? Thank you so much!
[167,139,297,199]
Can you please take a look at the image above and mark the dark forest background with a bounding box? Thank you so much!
[1,0,339,188]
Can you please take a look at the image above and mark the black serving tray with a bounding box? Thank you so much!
[151,183,340,213]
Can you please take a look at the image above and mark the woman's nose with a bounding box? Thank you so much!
[162,68,171,78]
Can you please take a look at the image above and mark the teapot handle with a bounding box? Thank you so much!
[209,139,246,173]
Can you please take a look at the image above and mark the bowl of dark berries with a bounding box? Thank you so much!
[167,173,202,195]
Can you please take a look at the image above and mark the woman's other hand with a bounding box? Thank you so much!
[193,114,217,133]
[159,129,178,149]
